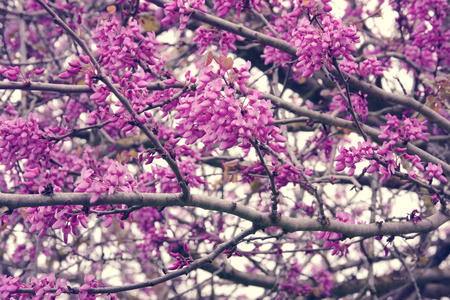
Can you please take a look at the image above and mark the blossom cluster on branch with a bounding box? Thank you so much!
[0,0,449,299]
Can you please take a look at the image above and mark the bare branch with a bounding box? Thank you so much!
[0,192,448,238]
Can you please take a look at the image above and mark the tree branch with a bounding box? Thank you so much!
[332,268,450,298]
[331,68,450,134]
[13,226,257,296]
[0,81,184,93]
[1,192,448,238]
[263,92,450,176]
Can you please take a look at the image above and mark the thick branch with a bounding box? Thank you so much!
[198,258,450,299]
[332,69,450,134]
[1,192,448,238]
[0,81,184,93]
[199,258,276,289]
[332,268,450,298]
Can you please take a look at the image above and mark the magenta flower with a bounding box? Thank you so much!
[379,114,430,143]
[176,62,285,151]
[290,15,360,78]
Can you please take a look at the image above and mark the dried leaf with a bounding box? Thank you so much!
[218,55,233,70]
[106,5,116,14]
[139,14,161,32]
[129,149,139,158]
[204,51,213,66]
[77,145,83,156]
[300,1,310,7]
[231,173,238,183]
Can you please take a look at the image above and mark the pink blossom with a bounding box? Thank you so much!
[290,16,360,78]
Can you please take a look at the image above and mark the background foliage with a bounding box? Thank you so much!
[0,0,449,299]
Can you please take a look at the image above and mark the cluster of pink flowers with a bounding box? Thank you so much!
[406,209,422,224]
[261,10,299,67]
[315,210,355,257]
[92,17,160,74]
[292,202,316,216]
[0,111,87,195]
[0,272,117,300]
[85,106,123,140]
[0,114,54,172]
[23,205,88,242]
[79,274,115,300]
[261,0,335,69]
[278,259,333,298]
[0,66,44,82]
[74,158,136,204]
[290,18,324,78]
[147,157,205,193]
[176,63,285,151]
[116,69,154,112]
[146,85,180,118]
[310,266,334,297]
[393,0,450,69]
[162,0,207,30]
[260,1,383,81]
[31,274,68,299]
[168,243,193,270]
[411,22,450,71]
[335,114,447,183]
[330,91,368,122]
[290,15,360,78]
[0,275,23,298]
[89,84,111,107]
[136,136,205,193]
[135,207,167,262]
[339,56,385,78]
[86,69,172,139]
[279,260,312,297]
[27,150,84,195]
[0,273,68,299]
[359,56,385,77]
[58,55,91,80]
[423,162,447,183]
[223,245,243,258]
[60,56,163,141]
[244,161,313,191]
[192,26,243,55]
[64,96,90,125]
[378,114,430,143]
[336,141,391,182]
[212,0,264,18]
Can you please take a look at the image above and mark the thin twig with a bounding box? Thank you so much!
[392,244,423,300]
[14,227,257,296]
[250,139,280,217]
